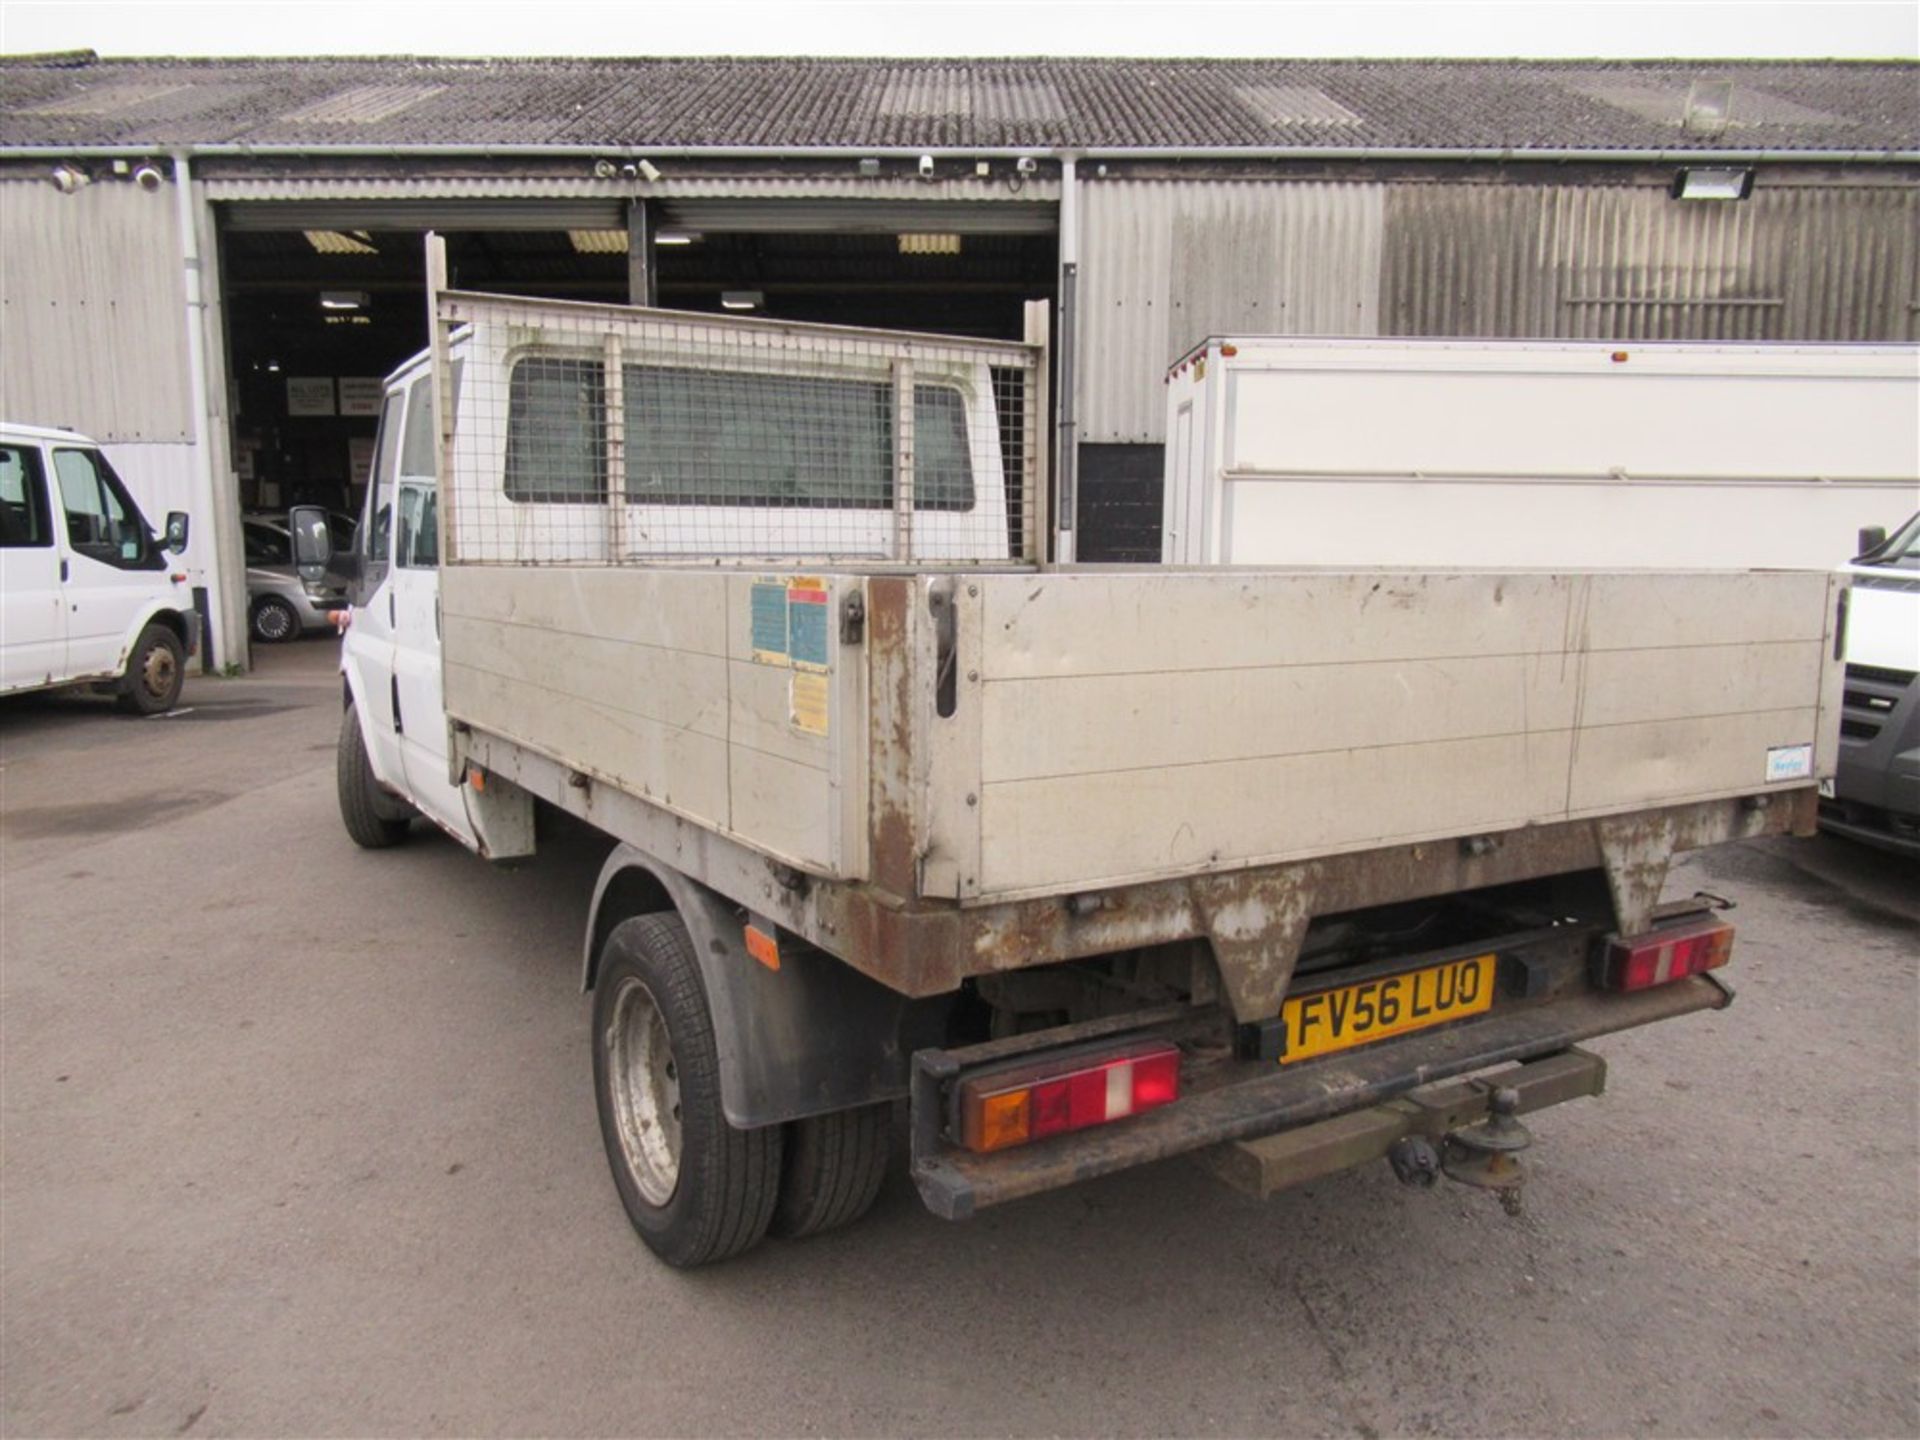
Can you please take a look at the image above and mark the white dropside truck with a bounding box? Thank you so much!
[1162,336,1920,570]
[296,272,1848,1267]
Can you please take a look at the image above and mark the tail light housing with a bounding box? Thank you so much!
[1597,916,1733,992]
[956,1040,1181,1154]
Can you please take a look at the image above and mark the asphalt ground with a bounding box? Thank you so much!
[3,641,1916,1439]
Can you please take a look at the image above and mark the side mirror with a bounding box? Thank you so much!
[1856,525,1887,559]
[163,511,190,553]
[290,504,333,584]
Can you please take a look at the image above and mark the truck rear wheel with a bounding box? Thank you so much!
[337,703,411,848]
[771,1103,892,1239]
[592,913,782,1267]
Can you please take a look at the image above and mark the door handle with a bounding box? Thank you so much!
[391,674,404,734]
[59,558,68,582]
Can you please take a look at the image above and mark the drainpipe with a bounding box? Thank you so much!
[1055,155,1079,565]
[170,151,228,671]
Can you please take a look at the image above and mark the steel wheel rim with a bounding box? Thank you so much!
[140,643,177,699]
[256,603,293,641]
[606,976,681,1206]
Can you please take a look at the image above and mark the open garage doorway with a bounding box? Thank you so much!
[211,196,1056,651]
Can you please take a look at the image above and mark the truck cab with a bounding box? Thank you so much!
[1823,512,1920,856]
[1,421,197,714]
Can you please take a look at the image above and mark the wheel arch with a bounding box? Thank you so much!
[583,843,936,1129]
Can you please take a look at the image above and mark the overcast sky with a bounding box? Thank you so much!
[2,0,1916,60]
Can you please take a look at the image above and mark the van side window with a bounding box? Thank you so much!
[396,485,438,569]
[362,389,403,587]
[400,375,437,477]
[0,444,52,548]
[52,448,162,570]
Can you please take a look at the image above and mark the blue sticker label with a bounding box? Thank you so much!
[750,581,788,663]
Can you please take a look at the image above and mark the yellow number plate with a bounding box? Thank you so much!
[1280,953,1496,1065]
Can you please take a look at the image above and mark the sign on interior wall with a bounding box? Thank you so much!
[287,377,336,417]
[338,377,383,417]
[349,436,376,487]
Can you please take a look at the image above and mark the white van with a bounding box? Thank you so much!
[1,422,198,714]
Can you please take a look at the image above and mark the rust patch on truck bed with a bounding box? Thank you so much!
[864,577,920,900]
[809,791,1813,1017]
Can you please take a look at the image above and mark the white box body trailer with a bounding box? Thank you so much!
[299,270,1848,1267]
[1162,337,1920,570]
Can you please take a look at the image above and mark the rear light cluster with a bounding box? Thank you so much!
[1597,917,1733,992]
[957,1041,1181,1153]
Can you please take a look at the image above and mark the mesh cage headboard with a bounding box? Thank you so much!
[435,290,1047,568]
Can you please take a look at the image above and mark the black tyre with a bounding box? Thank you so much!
[251,595,300,644]
[336,703,410,848]
[593,913,783,1268]
[770,1102,892,1239]
[113,623,184,715]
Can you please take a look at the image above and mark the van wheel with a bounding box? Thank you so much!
[251,596,300,643]
[337,703,410,848]
[593,913,782,1268]
[771,1102,892,1239]
[114,623,184,715]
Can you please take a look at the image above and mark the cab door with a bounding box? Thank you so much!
[390,374,474,844]
[49,447,170,681]
[342,386,407,792]
[0,440,66,691]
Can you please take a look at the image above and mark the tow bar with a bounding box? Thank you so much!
[1439,1086,1533,1215]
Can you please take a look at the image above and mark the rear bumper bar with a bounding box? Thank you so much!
[910,975,1731,1220]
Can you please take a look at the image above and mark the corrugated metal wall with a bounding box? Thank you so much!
[0,179,191,441]
[1081,176,1920,445]
[1079,179,1385,443]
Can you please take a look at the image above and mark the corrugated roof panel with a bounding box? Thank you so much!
[15,82,191,116]
[284,83,449,126]
[1234,84,1362,128]
[877,68,971,120]
[1570,81,1851,130]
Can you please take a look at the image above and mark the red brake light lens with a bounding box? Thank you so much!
[1598,917,1733,992]
[957,1041,1181,1153]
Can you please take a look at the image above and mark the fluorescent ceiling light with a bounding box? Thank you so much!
[1671,167,1754,201]
[720,290,764,311]
[567,229,628,254]
[305,230,377,256]
[653,229,702,246]
[899,233,962,256]
[319,290,370,311]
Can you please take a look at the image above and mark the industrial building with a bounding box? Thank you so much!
[2,53,1916,667]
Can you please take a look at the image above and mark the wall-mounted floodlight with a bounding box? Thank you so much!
[857,157,882,177]
[1671,166,1755,201]
[592,159,618,180]
[50,164,90,194]
[131,163,165,192]
[319,290,371,312]
[720,291,763,312]
[636,159,662,183]
[917,154,936,180]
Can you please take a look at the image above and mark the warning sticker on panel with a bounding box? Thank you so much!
[790,670,830,737]
[1765,743,1813,784]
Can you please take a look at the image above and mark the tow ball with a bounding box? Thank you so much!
[1440,1086,1533,1216]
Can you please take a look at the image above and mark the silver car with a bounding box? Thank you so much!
[245,518,347,642]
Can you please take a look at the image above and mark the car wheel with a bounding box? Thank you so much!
[336,703,410,848]
[593,913,783,1268]
[113,623,185,715]
[251,595,300,644]
[770,1102,892,1239]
